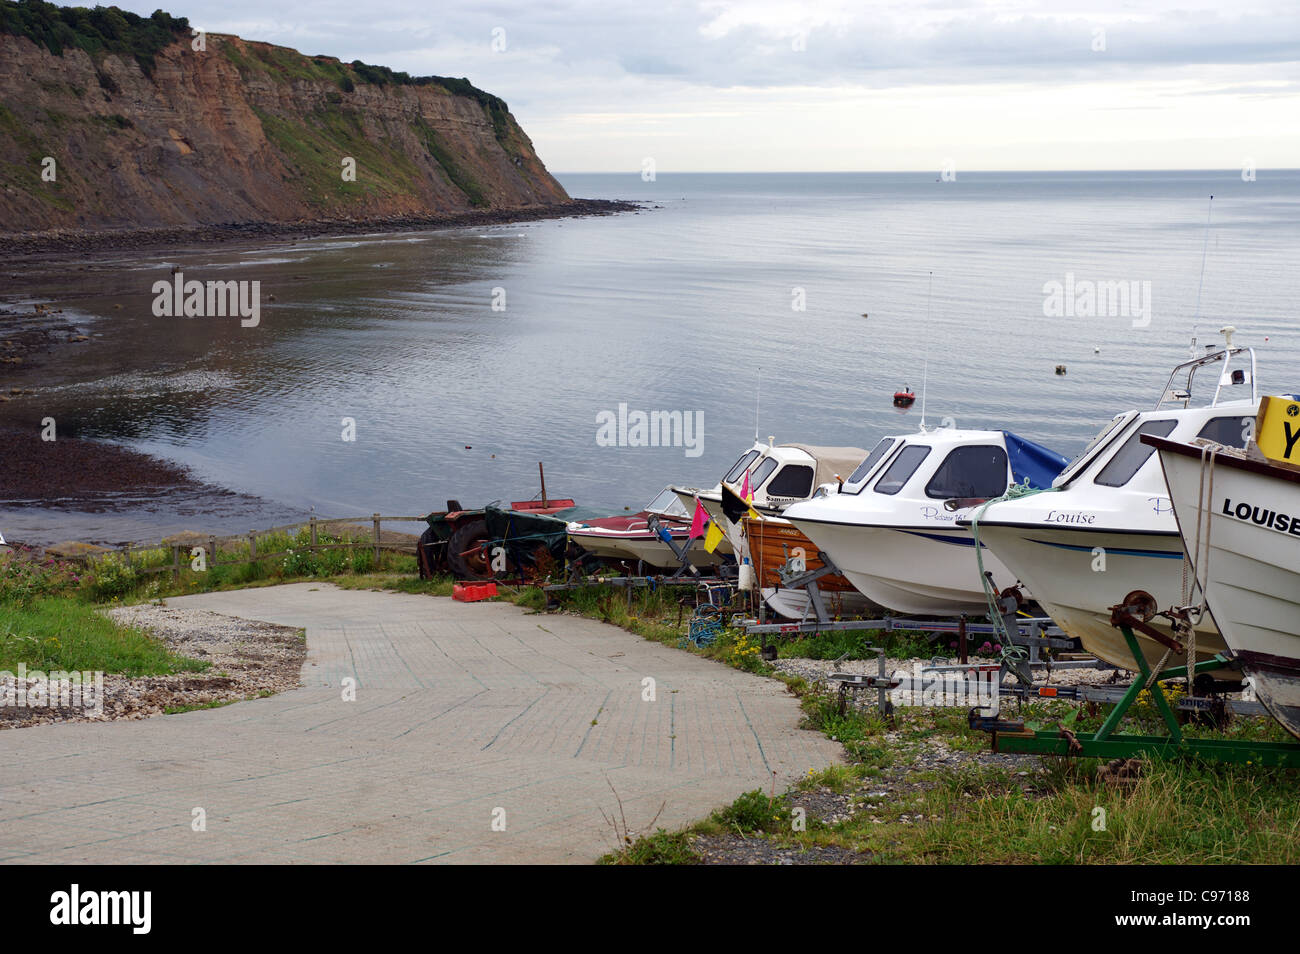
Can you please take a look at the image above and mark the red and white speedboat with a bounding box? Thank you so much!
[566,487,727,568]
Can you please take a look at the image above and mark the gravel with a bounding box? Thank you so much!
[678,653,1114,864]
[0,604,305,729]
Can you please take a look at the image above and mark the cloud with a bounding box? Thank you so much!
[99,0,1300,170]
[126,1,1300,90]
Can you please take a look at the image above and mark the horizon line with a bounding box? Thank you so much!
[552,167,1300,175]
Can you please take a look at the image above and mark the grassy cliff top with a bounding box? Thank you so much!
[0,0,508,110]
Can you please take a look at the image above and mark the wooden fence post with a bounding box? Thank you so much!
[372,513,381,565]
[120,543,131,569]
[249,531,257,563]
[171,544,180,582]
[310,516,318,553]
[209,535,217,569]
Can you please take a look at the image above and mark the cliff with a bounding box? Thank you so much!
[0,3,572,234]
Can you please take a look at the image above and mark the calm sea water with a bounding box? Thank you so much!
[4,171,1300,544]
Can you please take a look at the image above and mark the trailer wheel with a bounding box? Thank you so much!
[447,518,497,580]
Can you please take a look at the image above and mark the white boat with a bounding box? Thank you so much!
[1149,427,1300,738]
[670,438,866,552]
[965,339,1260,671]
[670,439,869,618]
[783,426,1068,615]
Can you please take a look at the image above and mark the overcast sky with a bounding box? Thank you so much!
[116,0,1300,172]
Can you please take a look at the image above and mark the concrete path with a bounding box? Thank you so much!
[0,584,840,863]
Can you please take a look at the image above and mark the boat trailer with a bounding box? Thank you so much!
[970,595,1300,767]
[741,613,1096,673]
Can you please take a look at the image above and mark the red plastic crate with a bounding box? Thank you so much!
[453,582,498,602]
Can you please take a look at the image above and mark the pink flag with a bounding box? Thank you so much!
[689,498,707,539]
[741,469,752,503]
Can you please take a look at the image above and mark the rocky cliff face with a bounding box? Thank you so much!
[0,28,570,232]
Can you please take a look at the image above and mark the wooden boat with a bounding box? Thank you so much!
[742,514,876,619]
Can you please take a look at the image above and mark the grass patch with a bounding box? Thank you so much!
[912,757,1299,864]
[0,597,205,675]
[599,829,700,865]
[776,626,986,661]
[0,532,419,610]
[332,573,456,597]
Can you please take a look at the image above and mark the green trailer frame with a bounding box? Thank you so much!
[973,624,1300,767]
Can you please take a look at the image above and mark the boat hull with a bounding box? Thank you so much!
[786,518,1012,616]
[1156,443,1300,738]
[743,517,876,619]
[568,509,725,568]
[568,530,722,568]
[972,522,1227,671]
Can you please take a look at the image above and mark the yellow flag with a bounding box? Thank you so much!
[703,520,725,553]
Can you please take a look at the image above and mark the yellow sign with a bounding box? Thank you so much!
[1255,395,1300,465]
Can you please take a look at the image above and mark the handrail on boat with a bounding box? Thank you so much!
[1154,345,1257,411]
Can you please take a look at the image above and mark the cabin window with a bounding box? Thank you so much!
[1195,415,1253,449]
[846,438,896,488]
[1093,419,1177,487]
[748,457,779,491]
[925,446,1009,499]
[1056,413,1129,483]
[647,488,689,517]
[765,465,814,498]
[873,445,931,496]
[723,450,760,483]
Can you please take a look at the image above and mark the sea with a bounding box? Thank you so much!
[4,170,1300,544]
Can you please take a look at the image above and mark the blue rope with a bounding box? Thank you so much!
[680,604,723,648]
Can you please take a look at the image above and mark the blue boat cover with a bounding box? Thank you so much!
[1002,431,1070,489]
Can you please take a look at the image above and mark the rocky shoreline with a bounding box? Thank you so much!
[0,198,643,259]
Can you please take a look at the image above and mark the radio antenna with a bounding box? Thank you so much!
[1190,195,1213,356]
[920,271,933,430]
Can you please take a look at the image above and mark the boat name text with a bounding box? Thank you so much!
[1044,510,1097,524]
[1221,496,1300,537]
